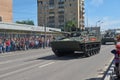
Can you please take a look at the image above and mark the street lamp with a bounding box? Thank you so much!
[99,22,104,31]
[99,22,104,27]
[39,1,48,48]
[96,20,101,27]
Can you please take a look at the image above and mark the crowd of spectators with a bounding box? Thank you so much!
[0,36,52,53]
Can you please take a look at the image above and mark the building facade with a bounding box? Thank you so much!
[37,0,85,30]
[0,0,13,22]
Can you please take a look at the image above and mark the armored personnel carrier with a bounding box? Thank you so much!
[101,30,117,45]
[50,27,101,57]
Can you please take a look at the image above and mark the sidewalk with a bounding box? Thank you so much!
[0,47,51,56]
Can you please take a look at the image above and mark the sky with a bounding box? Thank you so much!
[85,0,120,31]
[13,0,37,25]
[13,0,120,30]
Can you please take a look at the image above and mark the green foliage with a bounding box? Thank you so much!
[16,20,34,25]
[65,21,76,32]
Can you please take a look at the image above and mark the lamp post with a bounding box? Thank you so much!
[97,21,103,27]
[99,22,103,27]
[39,1,48,48]
[63,7,65,31]
[96,19,103,27]
[99,21,104,32]
[44,2,47,48]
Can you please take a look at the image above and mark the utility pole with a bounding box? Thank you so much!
[44,2,47,48]
[39,1,47,48]
[96,19,102,27]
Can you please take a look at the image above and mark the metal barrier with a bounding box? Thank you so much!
[102,60,115,80]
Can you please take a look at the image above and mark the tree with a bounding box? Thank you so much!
[16,20,34,25]
[65,20,76,32]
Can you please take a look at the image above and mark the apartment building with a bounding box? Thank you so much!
[37,0,85,30]
[0,0,13,22]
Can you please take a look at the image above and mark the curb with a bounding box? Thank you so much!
[103,60,115,80]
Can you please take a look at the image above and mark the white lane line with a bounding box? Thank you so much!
[39,62,55,68]
[0,61,55,78]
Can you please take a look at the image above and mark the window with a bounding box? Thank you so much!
[49,12,55,14]
[39,1,43,4]
[59,0,64,2]
[58,11,64,14]
[49,0,54,5]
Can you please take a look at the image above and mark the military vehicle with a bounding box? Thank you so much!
[101,30,117,45]
[50,27,101,57]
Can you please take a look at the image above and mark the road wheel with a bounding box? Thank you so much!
[68,51,74,54]
[102,42,105,45]
[93,50,96,55]
[52,49,64,57]
[85,51,91,57]
[96,48,100,54]
[90,50,93,56]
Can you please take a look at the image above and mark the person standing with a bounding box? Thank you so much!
[2,39,6,53]
[6,39,11,52]
[0,39,3,53]
[111,34,120,77]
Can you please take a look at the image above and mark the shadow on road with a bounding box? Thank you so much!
[102,44,115,45]
[36,53,86,61]
[115,77,120,80]
[86,77,102,80]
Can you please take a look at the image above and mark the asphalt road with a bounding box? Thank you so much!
[0,45,114,80]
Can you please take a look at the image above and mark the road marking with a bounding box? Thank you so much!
[39,62,55,68]
[0,61,55,78]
